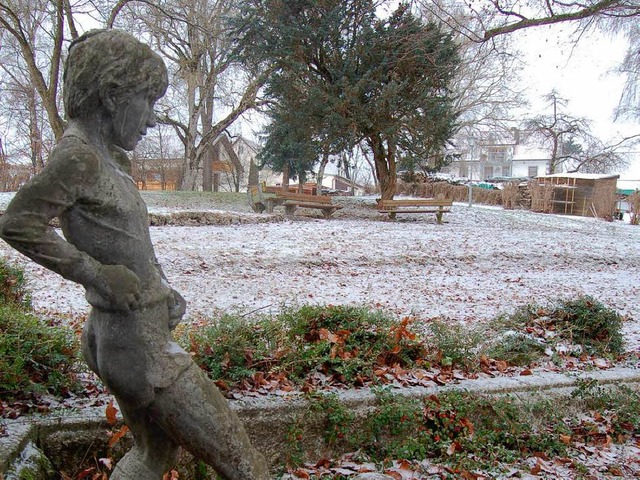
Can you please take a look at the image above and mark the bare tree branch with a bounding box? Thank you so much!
[483,0,638,41]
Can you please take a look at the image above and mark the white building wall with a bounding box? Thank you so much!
[512,160,548,178]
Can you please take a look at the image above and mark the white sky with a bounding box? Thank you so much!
[513,25,640,181]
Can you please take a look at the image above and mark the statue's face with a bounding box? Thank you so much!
[110,90,157,151]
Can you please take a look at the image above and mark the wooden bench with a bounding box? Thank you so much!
[248,183,282,213]
[248,183,342,218]
[377,198,452,224]
[275,190,343,218]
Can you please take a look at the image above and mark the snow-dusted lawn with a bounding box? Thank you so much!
[1,192,638,351]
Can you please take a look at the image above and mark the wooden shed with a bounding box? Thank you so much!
[535,173,620,218]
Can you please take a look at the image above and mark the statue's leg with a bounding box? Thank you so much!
[149,363,270,480]
[110,402,180,480]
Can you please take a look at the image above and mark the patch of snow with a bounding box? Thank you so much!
[1,197,638,352]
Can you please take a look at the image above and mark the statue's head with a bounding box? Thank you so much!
[63,29,168,120]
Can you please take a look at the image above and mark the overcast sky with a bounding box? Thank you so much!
[514,24,640,181]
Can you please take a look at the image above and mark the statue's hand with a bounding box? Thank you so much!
[168,289,186,329]
[90,264,141,311]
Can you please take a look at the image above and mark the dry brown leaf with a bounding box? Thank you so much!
[76,468,96,479]
[530,461,542,474]
[560,434,572,445]
[108,425,130,448]
[382,470,403,480]
[105,400,118,426]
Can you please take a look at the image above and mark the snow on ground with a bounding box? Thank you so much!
[1,192,639,352]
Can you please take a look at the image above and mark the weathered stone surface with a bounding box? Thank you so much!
[4,441,54,480]
[0,29,268,480]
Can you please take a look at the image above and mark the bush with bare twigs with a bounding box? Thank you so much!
[628,191,640,225]
[528,180,554,213]
[501,182,520,210]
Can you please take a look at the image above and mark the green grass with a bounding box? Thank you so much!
[0,259,81,399]
[177,305,427,388]
[176,296,626,390]
[287,384,638,476]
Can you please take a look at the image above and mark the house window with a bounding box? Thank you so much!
[459,165,469,178]
[487,146,508,163]
[528,166,538,177]
[502,166,510,176]
[484,165,494,179]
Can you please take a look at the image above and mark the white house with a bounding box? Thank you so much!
[511,145,551,178]
[320,173,367,196]
[443,130,553,181]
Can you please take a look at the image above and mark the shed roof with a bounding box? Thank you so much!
[537,173,620,180]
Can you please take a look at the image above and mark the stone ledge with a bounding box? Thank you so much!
[1,367,639,478]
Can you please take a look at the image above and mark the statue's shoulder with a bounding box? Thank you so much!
[47,134,102,181]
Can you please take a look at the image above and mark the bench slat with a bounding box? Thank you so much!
[378,199,452,207]
[379,209,450,214]
[277,192,332,203]
[283,201,342,210]
[376,198,451,224]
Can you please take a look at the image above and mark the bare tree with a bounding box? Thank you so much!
[109,0,267,191]
[478,0,640,42]
[415,0,527,164]
[0,0,79,141]
[412,0,640,124]
[524,91,629,173]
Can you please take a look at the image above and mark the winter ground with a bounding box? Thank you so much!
[0,191,638,353]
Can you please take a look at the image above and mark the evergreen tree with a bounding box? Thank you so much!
[233,0,459,198]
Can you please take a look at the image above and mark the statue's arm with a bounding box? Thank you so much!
[0,144,140,310]
[154,258,186,323]
[0,145,102,285]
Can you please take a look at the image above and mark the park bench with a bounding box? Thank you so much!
[248,183,343,218]
[377,198,452,224]
[248,183,283,213]
[275,190,343,218]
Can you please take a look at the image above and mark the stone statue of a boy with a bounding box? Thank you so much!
[0,29,269,480]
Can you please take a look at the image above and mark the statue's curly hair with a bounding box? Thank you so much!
[63,29,168,119]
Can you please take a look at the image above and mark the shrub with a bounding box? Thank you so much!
[177,305,427,387]
[0,259,31,307]
[181,314,281,383]
[495,296,625,357]
[0,304,80,397]
[541,297,624,355]
[280,305,426,382]
[485,331,545,366]
[425,319,484,369]
[572,379,640,437]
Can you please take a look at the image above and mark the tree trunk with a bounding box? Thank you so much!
[369,134,397,200]
[202,146,213,191]
[282,162,290,189]
[27,87,44,173]
[248,160,259,186]
[181,149,200,190]
[316,150,330,196]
